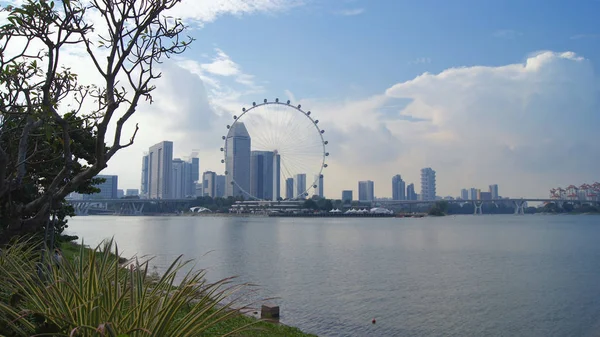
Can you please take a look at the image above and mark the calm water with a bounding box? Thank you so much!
[67,215,600,337]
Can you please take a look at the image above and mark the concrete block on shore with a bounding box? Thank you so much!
[261,304,280,319]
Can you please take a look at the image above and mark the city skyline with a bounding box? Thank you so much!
[68,1,600,198]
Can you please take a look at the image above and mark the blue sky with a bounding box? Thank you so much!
[3,0,599,198]
[192,0,600,99]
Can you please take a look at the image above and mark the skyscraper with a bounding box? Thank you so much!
[172,158,195,199]
[216,175,226,198]
[285,178,294,199]
[460,188,469,200]
[489,184,499,200]
[148,141,173,199]
[172,158,185,199]
[90,175,118,199]
[358,180,374,201]
[191,157,199,183]
[420,167,436,201]
[294,174,307,199]
[140,154,149,198]
[406,183,417,200]
[342,190,353,202]
[469,188,478,200]
[250,150,280,201]
[392,174,406,200]
[203,171,217,197]
[226,123,251,198]
[314,174,324,198]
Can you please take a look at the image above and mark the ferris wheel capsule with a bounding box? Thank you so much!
[275,98,279,103]
[287,100,291,104]
[253,102,256,106]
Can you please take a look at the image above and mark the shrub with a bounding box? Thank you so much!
[0,239,253,336]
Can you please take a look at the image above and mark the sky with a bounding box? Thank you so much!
[2,0,600,199]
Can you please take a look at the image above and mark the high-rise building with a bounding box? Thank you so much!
[468,188,476,200]
[489,184,499,200]
[140,154,149,198]
[216,175,226,198]
[285,178,294,199]
[460,188,469,200]
[250,151,280,201]
[148,141,173,199]
[406,183,417,200]
[90,175,118,199]
[342,190,353,202]
[126,189,139,196]
[203,171,217,197]
[476,189,482,200]
[191,157,200,183]
[420,167,436,201]
[117,189,124,198]
[172,158,185,199]
[226,123,251,198]
[480,191,492,200]
[392,174,406,200]
[294,174,307,199]
[358,180,374,201]
[314,174,324,198]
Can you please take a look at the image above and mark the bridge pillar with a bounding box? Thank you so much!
[133,203,144,215]
[473,201,483,215]
[514,200,526,215]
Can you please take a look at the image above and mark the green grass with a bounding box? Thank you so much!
[58,240,318,337]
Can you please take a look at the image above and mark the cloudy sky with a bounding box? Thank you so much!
[3,0,600,199]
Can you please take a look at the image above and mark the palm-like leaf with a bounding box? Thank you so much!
[0,239,256,336]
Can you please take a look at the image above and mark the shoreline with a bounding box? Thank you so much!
[60,240,317,337]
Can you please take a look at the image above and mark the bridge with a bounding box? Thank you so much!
[375,199,599,215]
[66,198,195,215]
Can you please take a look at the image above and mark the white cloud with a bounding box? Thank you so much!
[305,51,599,199]
[410,57,431,65]
[335,8,364,16]
[168,0,303,23]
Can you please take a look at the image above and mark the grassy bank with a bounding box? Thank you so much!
[57,240,316,337]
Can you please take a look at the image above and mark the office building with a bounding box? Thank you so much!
[358,180,375,201]
[480,191,492,200]
[342,190,353,202]
[117,189,124,198]
[172,158,185,198]
[469,188,477,200]
[140,154,149,197]
[407,183,417,200]
[148,141,173,199]
[294,173,307,199]
[460,188,468,200]
[202,171,217,197]
[250,150,280,201]
[92,175,118,199]
[226,122,251,198]
[420,167,436,201]
[489,184,499,200]
[392,174,406,200]
[195,183,203,197]
[126,189,139,196]
[285,178,294,199]
[191,157,200,183]
[314,174,324,198]
[216,175,226,198]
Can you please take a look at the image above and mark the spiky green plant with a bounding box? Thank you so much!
[0,239,255,336]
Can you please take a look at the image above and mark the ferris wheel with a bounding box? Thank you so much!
[220,98,329,201]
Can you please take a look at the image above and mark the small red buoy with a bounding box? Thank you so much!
[372,318,376,324]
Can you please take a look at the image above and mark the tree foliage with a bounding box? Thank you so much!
[0,0,192,243]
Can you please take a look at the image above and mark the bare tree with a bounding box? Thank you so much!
[0,0,192,242]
